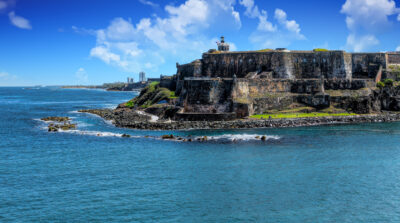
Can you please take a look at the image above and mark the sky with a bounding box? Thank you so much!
[0,0,400,86]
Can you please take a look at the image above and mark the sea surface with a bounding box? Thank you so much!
[1,87,400,222]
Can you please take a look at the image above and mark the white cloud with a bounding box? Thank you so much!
[0,1,7,9]
[396,46,400,51]
[239,0,259,18]
[0,71,16,80]
[0,72,9,78]
[346,34,379,52]
[88,0,241,73]
[257,10,276,32]
[274,9,302,36]
[341,0,399,31]
[0,0,16,11]
[90,46,121,64]
[239,1,305,48]
[8,11,32,30]
[139,0,159,8]
[398,14,400,21]
[341,0,400,51]
[75,68,88,83]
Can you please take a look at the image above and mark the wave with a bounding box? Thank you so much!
[207,134,281,142]
[58,129,140,138]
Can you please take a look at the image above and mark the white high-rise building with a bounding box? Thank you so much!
[139,72,146,82]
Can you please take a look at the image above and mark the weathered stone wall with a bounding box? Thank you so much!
[160,76,176,91]
[178,79,233,113]
[179,51,389,82]
[290,51,351,79]
[388,53,400,64]
[176,60,202,80]
[351,53,386,78]
[200,51,357,80]
[201,52,292,78]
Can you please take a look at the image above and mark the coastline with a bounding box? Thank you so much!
[79,109,400,130]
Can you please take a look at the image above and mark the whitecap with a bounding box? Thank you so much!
[207,134,280,142]
[58,129,140,138]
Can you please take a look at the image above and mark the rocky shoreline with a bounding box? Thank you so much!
[79,109,400,130]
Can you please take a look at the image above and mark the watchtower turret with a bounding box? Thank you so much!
[217,36,230,52]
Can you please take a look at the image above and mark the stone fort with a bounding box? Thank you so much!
[170,37,400,120]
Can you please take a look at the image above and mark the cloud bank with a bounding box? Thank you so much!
[87,0,242,73]
[341,0,400,51]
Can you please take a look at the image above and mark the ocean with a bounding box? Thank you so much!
[1,87,400,222]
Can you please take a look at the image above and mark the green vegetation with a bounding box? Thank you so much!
[125,101,134,108]
[376,81,385,89]
[264,106,315,114]
[125,82,176,109]
[384,79,394,87]
[251,112,357,119]
[210,50,222,54]
[257,49,273,52]
[169,91,178,99]
[389,65,400,80]
[313,48,329,52]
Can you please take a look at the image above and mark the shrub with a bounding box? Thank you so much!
[258,49,273,52]
[125,101,134,108]
[384,79,394,87]
[376,81,385,89]
[313,48,329,52]
[169,91,178,99]
[210,50,222,54]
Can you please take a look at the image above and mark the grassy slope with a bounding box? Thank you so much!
[125,82,176,108]
[251,112,357,119]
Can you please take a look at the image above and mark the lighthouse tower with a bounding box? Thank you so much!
[217,36,230,52]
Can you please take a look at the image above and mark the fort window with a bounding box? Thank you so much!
[313,58,316,63]
[303,58,307,63]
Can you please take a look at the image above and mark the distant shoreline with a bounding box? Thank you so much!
[61,86,104,89]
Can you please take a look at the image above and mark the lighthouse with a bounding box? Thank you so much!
[217,36,230,52]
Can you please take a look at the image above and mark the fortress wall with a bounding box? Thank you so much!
[289,51,350,79]
[351,53,386,78]
[388,53,400,64]
[176,60,202,80]
[201,51,353,80]
[201,52,290,78]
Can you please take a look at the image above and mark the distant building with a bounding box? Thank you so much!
[127,77,134,83]
[139,72,146,82]
[217,36,229,52]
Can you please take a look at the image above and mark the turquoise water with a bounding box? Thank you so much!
[1,87,400,222]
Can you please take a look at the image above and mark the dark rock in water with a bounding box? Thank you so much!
[121,134,131,138]
[47,121,77,132]
[48,126,58,132]
[161,134,175,139]
[78,109,115,120]
[41,117,70,122]
[261,136,266,141]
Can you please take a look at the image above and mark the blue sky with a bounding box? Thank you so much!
[0,0,400,86]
